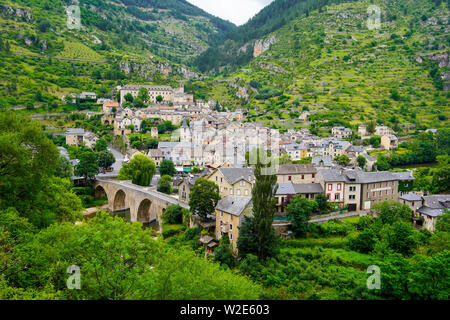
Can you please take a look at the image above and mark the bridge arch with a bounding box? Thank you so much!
[94,185,107,199]
[137,199,152,223]
[113,189,127,211]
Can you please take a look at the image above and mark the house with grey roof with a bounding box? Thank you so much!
[215,196,252,252]
[381,134,398,150]
[207,167,254,198]
[332,126,352,139]
[316,168,409,211]
[277,164,317,184]
[312,156,334,169]
[65,128,85,146]
[417,195,450,231]
[275,182,324,215]
[400,192,423,212]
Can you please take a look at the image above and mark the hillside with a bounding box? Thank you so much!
[0,0,235,107]
[195,0,357,73]
[189,0,449,131]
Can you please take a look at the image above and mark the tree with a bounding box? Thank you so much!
[38,20,51,32]
[54,155,73,179]
[97,150,115,170]
[367,121,376,134]
[146,138,158,149]
[94,138,108,152]
[159,159,176,176]
[156,95,163,102]
[375,155,391,171]
[348,228,378,253]
[435,211,450,232]
[334,155,350,166]
[162,204,183,224]
[357,155,367,168]
[124,93,134,103]
[286,196,318,237]
[214,234,233,268]
[188,178,220,221]
[249,149,278,260]
[237,216,259,258]
[315,194,328,212]
[133,97,145,108]
[118,154,156,187]
[9,212,261,299]
[157,175,172,194]
[432,155,450,193]
[0,112,59,215]
[381,221,419,256]
[75,151,99,183]
[29,177,83,228]
[373,201,411,225]
[137,87,149,102]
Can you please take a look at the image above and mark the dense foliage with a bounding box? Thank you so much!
[118,154,156,186]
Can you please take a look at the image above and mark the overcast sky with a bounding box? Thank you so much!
[186,0,274,26]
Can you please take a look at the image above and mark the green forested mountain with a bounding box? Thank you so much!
[189,0,449,130]
[195,0,358,72]
[0,0,235,107]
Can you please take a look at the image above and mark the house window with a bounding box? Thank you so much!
[230,234,233,240]
[230,224,233,231]
[302,175,305,179]
[220,211,224,217]
[328,184,332,191]
[312,173,315,178]
[288,176,292,181]
[237,189,241,195]
[230,189,233,195]
[335,194,340,201]
[245,189,249,196]
[337,183,341,191]
[220,220,223,226]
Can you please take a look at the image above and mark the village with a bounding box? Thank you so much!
[57,84,450,257]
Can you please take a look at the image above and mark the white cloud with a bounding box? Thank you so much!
[186,0,274,26]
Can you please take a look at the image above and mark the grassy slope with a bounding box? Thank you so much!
[0,0,234,107]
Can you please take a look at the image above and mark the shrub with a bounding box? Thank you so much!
[162,204,183,224]
[182,227,201,241]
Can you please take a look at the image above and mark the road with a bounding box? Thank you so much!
[97,147,125,178]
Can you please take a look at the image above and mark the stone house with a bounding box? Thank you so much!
[215,196,253,252]
[277,164,317,184]
[399,192,423,212]
[380,134,398,150]
[416,195,450,232]
[332,126,352,139]
[207,168,254,198]
[284,143,308,161]
[375,126,393,136]
[275,182,324,215]
[147,149,164,167]
[178,178,195,204]
[65,128,85,146]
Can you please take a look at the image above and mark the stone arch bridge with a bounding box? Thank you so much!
[94,178,189,225]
